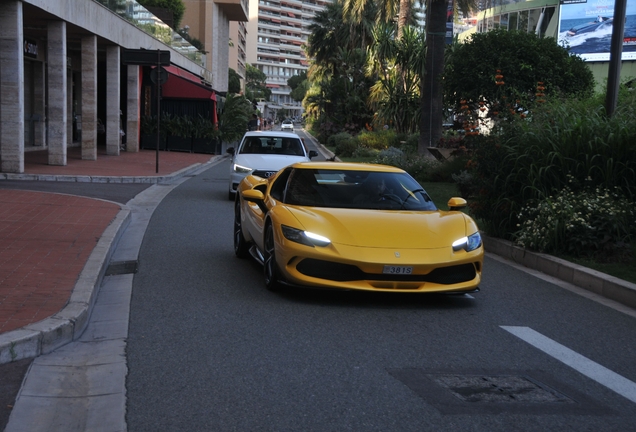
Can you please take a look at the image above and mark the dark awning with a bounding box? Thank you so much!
[159,66,216,101]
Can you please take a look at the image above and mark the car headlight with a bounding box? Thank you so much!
[233,163,252,174]
[452,232,482,252]
[281,225,331,247]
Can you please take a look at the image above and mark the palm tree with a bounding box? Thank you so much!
[419,0,477,151]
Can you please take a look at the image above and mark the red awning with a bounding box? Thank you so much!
[157,66,216,101]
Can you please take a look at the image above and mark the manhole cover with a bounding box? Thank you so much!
[429,374,573,403]
[388,368,612,415]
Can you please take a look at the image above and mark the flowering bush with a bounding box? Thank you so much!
[514,185,635,260]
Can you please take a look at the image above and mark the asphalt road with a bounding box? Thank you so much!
[125,160,636,431]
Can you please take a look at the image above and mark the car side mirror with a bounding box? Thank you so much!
[242,189,264,203]
[447,197,467,211]
[226,147,235,155]
[309,150,318,159]
[241,189,268,213]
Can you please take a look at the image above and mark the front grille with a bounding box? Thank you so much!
[252,170,277,179]
[296,259,477,285]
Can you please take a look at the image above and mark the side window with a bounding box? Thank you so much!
[270,168,292,201]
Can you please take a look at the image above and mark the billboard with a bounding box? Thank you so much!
[558,0,636,61]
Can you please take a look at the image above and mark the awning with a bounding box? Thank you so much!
[158,65,216,101]
[266,84,280,88]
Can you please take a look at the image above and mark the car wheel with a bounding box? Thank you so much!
[228,191,235,201]
[234,199,249,258]
[263,222,282,292]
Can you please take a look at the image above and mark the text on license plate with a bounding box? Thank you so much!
[383,265,413,275]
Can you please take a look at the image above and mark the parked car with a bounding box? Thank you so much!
[281,119,294,131]
[226,131,318,200]
[233,162,484,293]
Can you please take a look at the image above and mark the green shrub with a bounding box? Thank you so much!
[328,132,358,157]
[356,129,398,150]
[514,185,635,260]
[465,93,636,238]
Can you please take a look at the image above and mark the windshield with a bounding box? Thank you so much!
[239,136,304,156]
[283,169,438,210]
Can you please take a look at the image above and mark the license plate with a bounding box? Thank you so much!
[383,265,413,275]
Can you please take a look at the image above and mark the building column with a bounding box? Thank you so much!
[33,61,46,147]
[67,66,73,146]
[81,35,97,160]
[126,65,140,152]
[0,1,25,173]
[106,45,120,155]
[47,21,67,166]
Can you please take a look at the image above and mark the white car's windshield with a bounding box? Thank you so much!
[239,136,304,156]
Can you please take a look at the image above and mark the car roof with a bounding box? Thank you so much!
[242,131,299,139]
[289,161,405,173]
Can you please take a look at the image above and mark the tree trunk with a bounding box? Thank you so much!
[397,0,411,40]
[418,0,447,153]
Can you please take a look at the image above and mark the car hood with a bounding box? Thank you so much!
[235,154,308,170]
[286,207,470,249]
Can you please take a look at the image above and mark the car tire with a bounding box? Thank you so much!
[263,222,282,292]
[234,199,250,259]
[228,191,235,201]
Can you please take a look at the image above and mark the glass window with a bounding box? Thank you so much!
[528,9,541,33]
[508,12,518,31]
[518,10,529,32]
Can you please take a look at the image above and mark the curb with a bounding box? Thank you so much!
[0,161,214,365]
[0,162,209,184]
[483,235,636,309]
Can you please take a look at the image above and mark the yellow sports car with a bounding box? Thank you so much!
[234,162,484,293]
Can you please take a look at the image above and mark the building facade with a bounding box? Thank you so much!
[180,0,249,93]
[0,0,236,174]
[245,0,331,121]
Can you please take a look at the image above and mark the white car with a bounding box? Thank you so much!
[227,131,318,200]
[281,120,294,131]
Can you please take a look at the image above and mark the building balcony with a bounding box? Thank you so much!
[215,0,248,21]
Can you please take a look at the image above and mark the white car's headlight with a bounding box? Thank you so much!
[233,163,252,174]
[282,225,331,247]
[452,232,482,252]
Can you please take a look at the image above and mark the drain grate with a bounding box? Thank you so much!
[388,368,612,415]
[105,260,138,275]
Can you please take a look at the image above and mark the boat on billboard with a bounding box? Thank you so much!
[558,0,636,61]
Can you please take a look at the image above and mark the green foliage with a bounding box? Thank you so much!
[192,115,217,140]
[137,0,186,29]
[367,24,424,134]
[464,92,636,239]
[328,132,358,157]
[245,64,271,102]
[356,129,398,150]
[515,185,635,259]
[217,94,252,145]
[140,115,158,135]
[228,68,241,95]
[443,29,595,120]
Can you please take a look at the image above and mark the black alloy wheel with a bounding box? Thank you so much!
[263,222,282,292]
[234,199,249,258]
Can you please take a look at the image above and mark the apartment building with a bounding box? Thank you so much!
[181,0,249,93]
[245,0,331,120]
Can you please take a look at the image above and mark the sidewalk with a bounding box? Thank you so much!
[0,147,221,363]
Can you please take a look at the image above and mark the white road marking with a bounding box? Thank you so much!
[501,325,636,404]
